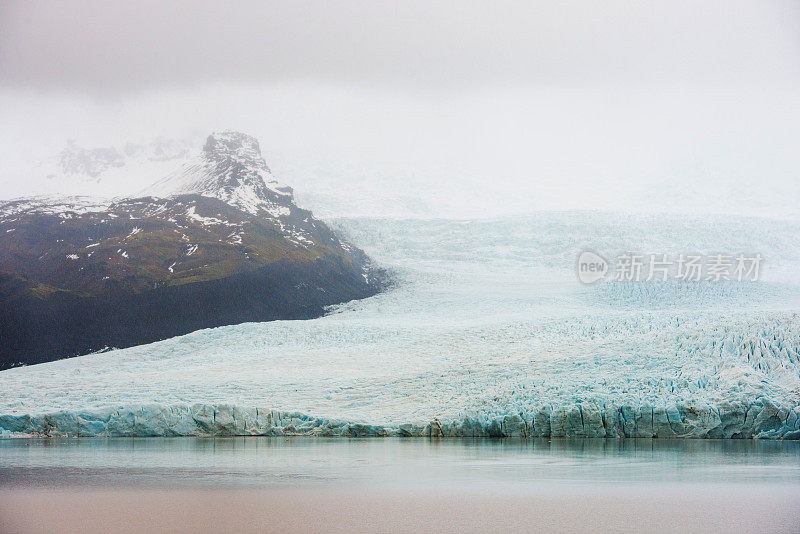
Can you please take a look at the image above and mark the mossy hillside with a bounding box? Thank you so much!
[0,194,358,298]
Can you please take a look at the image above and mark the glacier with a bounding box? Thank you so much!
[2,213,800,439]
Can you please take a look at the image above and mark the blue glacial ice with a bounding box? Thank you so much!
[1,213,800,438]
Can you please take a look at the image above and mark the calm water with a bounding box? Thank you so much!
[2,438,799,533]
[1,437,798,489]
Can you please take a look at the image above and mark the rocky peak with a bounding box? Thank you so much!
[202,131,268,171]
[145,131,294,216]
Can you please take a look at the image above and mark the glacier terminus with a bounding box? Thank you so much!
[1,214,799,439]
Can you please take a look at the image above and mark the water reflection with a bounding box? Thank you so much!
[1,438,798,489]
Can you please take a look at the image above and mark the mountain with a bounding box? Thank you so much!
[0,131,386,369]
[24,137,196,199]
[145,131,294,215]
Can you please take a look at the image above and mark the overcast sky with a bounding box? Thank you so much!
[1,1,799,217]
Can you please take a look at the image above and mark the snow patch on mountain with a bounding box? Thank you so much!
[0,196,112,218]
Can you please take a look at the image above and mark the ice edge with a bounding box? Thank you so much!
[1,397,798,439]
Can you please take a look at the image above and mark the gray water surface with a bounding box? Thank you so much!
[1,438,798,490]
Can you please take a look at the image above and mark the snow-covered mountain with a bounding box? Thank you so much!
[3,131,364,255]
[30,137,195,199]
[144,131,295,217]
[0,131,386,368]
